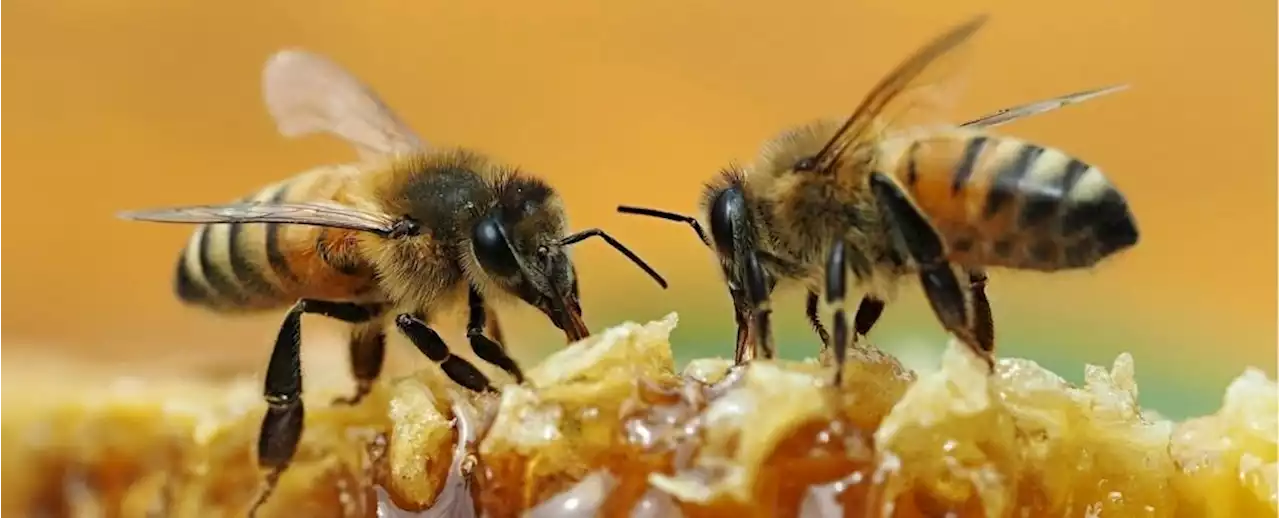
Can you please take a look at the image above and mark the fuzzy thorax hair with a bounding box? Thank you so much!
[351,148,571,310]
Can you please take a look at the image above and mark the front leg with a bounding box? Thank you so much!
[395,312,498,393]
[868,172,991,370]
[742,251,777,360]
[485,303,506,346]
[824,238,852,385]
[728,285,756,364]
[467,287,525,383]
[249,299,378,517]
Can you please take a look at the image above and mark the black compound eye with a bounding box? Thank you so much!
[708,187,745,256]
[794,155,817,172]
[472,217,521,277]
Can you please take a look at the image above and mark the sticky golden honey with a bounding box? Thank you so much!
[3,314,1275,517]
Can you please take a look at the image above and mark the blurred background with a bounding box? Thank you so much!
[3,0,1274,419]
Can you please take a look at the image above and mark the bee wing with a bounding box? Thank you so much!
[262,49,427,162]
[118,202,399,236]
[959,83,1130,129]
[876,83,1132,150]
[807,15,987,173]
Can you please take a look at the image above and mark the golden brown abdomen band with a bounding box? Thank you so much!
[894,131,1139,271]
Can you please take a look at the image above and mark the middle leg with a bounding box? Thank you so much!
[306,301,389,407]
[810,290,887,359]
[331,321,387,406]
[806,290,832,354]
[852,296,886,343]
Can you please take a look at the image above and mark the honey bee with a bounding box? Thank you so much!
[119,48,667,512]
[618,14,1139,383]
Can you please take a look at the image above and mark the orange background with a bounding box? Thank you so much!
[3,0,1275,418]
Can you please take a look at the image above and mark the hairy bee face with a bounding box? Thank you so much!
[471,214,588,341]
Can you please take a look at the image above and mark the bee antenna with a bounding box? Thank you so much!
[616,205,711,246]
[558,229,669,289]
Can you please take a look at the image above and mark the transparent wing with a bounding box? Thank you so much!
[876,82,1132,150]
[807,15,988,173]
[960,83,1130,129]
[118,202,399,236]
[262,49,426,162]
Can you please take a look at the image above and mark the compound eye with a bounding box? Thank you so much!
[708,187,745,255]
[472,217,521,277]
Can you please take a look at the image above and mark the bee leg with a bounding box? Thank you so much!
[853,296,886,345]
[825,239,852,385]
[805,290,832,354]
[733,311,755,364]
[731,286,756,364]
[331,323,386,406]
[813,292,885,369]
[394,312,498,393]
[248,298,387,515]
[485,304,506,346]
[868,173,992,370]
[289,300,385,407]
[467,286,525,383]
[968,269,995,354]
[742,251,776,360]
[249,301,307,518]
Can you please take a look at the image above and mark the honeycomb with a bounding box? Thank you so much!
[2,313,1276,517]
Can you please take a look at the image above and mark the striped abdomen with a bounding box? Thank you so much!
[173,165,382,312]
[889,130,1139,271]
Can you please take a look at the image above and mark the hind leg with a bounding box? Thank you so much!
[968,269,995,354]
[249,299,380,517]
[868,173,992,370]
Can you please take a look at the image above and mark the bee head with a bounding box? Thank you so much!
[471,210,587,341]
[700,171,761,316]
[471,174,667,344]
[616,166,758,317]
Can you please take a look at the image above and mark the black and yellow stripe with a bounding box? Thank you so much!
[172,180,291,311]
[895,130,1138,271]
[171,168,360,312]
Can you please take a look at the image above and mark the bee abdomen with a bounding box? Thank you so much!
[984,141,1138,268]
[171,184,298,312]
[900,134,1139,270]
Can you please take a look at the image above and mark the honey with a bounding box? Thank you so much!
[2,313,1275,517]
